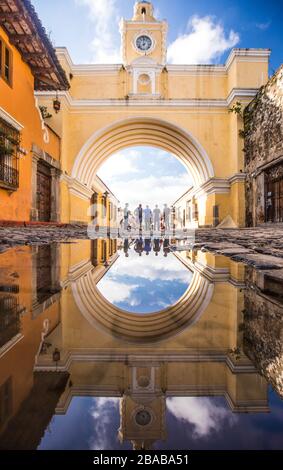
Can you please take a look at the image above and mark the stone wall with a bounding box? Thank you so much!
[244,65,283,226]
[243,282,283,398]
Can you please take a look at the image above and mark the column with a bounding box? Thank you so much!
[50,168,61,222]
[31,154,40,221]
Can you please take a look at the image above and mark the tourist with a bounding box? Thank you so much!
[164,204,171,231]
[144,205,152,231]
[153,205,161,231]
[135,204,144,230]
[123,203,130,230]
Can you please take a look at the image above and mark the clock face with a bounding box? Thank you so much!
[135,410,152,426]
[136,35,153,52]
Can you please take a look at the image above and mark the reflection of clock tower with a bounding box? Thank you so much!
[118,364,167,450]
[120,1,168,97]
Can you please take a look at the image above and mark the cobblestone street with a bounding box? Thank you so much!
[1,224,283,264]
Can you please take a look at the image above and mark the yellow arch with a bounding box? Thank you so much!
[71,265,214,343]
[71,117,214,188]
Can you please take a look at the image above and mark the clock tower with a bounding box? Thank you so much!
[120,1,168,97]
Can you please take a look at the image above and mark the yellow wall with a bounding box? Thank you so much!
[0,247,60,433]
[0,27,60,222]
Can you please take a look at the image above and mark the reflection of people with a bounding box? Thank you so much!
[163,238,170,257]
[153,205,161,231]
[144,205,152,231]
[123,203,130,229]
[124,238,130,257]
[134,237,144,256]
[128,211,137,231]
[164,204,171,231]
[153,238,161,256]
[144,238,152,255]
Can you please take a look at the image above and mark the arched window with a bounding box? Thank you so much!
[141,7,146,14]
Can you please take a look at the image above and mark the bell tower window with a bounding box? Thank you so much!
[141,7,146,14]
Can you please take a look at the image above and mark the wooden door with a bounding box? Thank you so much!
[37,163,51,222]
[266,175,283,223]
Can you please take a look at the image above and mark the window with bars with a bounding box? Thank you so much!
[0,117,20,190]
[0,294,21,349]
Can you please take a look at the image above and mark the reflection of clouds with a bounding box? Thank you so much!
[109,252,193,283]
[97,279,138,303]
[167,397,237,438]
[89,398,120,451]
[96,252,193,313]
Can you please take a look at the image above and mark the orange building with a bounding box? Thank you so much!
[0,0,69,222]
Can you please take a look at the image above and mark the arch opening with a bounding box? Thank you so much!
[71,117,214,190]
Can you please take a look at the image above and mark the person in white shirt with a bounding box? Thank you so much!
[163,204,171,231]
[144,205,152,231]
[153,205,161,231]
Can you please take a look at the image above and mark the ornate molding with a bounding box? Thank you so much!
[35,89,259,109]
[0,106,24,131]
[61,174,93,200]
[34,97,49,144]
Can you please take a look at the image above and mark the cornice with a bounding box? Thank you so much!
[229,172,247,184]
[176,174,247,200]
[227,89,258,105]
[0,106,24,131]
[61,174,93,200]
[56,47,270,76]
[35,88,258,110]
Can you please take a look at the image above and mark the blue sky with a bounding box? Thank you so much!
[97,247,193,313]
[33,0,282,71]
[31,0,283,204]
[97,147,192,207]
[39,389,283,450]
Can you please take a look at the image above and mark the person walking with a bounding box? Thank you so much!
[144,205,152,232]
[163,204,171,232]
[153,205,161,231]
[123,203,130,230]
[135,204,143,231]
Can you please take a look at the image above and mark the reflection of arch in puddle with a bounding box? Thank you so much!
[71,261,214,343]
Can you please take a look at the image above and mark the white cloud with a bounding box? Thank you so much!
[89,398,120,450]
[168,16,240,64]
[97,278,139,303]
[97,148,192,207]
[108,254,193,283]
[107,174,192,208]
[97,150,140,180]
[76,0,121,63]
[167,397,237,438]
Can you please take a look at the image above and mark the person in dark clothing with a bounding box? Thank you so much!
[153,239,161,256]
[163,238,170,257]
[144,238,152,255]
[135,204,143,230]
[123,238,130,257]
[134,237,144,256]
